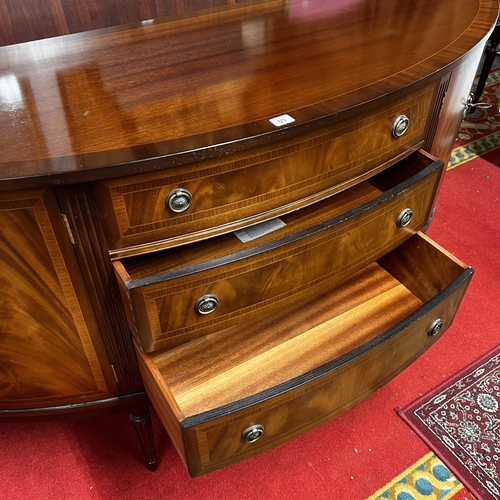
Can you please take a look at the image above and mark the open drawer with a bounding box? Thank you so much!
[134,233,473,477]
[114,150,444,352]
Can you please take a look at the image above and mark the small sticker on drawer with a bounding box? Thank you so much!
[234,218,286,243]
[269,114,295,127]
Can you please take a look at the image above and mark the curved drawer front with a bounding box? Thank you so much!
[95,84,435,258]
[115,151,443,352]
[135,233,473,477]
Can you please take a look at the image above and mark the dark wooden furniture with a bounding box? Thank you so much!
[471,17,500,112]
[0,0,497,477]
[0,0,245,46]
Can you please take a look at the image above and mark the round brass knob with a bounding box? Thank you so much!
[195,294,219,315]
[166,188,193,213]
[242,424,265,443]
[428,319,443,337]
[396,208,413,227]
[392,115,410,137]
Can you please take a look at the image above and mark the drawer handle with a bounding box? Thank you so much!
[195,294,219,315]
[396,208,413,227]
[428,319,443,337]
[166,188,193,213]
[242,424,265,443]
[392,115,410,137]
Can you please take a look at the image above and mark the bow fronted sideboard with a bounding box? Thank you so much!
[0,0,497,476]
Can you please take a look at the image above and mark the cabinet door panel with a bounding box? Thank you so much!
[0,188,117,409]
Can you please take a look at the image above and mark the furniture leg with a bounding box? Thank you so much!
[471,23,500,112]
[130,410,158,471]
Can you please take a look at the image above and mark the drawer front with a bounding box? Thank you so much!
[116,152,443,352]
[95,84,435,258]
[136,258,472,477]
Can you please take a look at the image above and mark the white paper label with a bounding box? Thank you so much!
[269,114,295,127]
[234,218,286,243]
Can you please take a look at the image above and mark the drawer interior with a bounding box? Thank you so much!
[140,232,470,420]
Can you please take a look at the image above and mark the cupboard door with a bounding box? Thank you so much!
[0,187,117,410]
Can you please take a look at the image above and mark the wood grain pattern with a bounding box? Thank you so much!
[120,150,440,279]
[136,233,471,476]
[95,84,433,256]
[157,264,423,414]
[427,42,488,164]
[0,0,496,189]
[0,0,245,46]
[422,74,451,154]
[0,188,117,409]
[185,273,471,478]
[55,184,144,394]
[115,151,443,352]
[135,338,186,465]
[0,0,493,474]
[378,231,469,302]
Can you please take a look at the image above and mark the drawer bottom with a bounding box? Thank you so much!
[136,233,472,477]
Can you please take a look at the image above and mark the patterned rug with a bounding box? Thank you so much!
[397,345,500,500]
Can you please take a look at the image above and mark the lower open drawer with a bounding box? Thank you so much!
[135,232,472,477]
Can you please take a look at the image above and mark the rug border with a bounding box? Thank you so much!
[365,451,464,500]
[396,343,500,500]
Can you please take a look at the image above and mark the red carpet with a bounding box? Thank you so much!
[1,155,499,499]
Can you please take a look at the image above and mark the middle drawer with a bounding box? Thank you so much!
[114,150,443,353]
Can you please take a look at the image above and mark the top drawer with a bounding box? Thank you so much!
[94,84,435,259]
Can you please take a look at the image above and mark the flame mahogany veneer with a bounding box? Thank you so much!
[0,0,497,476]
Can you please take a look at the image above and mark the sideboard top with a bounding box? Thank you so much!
[0,0,497,188]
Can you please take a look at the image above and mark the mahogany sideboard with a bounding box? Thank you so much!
[0,0,498,477]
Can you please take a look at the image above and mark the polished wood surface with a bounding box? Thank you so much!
[186,274,471,477]
[95,84,433,257]
[130,410,159,471]
[115,151,443,352]
[0,0,244,46]
[0,0,497,189]
[135,337,186,468]
[56,184,144,394]
[428,42,488,163]
[120,151,441,280]
[0,188,117,409]
[136,233,472,476]
[0,0,496,475]
[153,262,424,416]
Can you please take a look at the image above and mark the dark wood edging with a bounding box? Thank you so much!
[0,392,149,419]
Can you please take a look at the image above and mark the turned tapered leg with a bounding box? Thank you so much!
[471,24,500,112]
[130,409,158,471]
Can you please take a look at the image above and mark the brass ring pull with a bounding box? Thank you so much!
[392,115,410,137]
[428,319,443,337]
[166,188,193,213]
[396,208,413,227]
[195,294,219,315]
[242,424,265,443]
